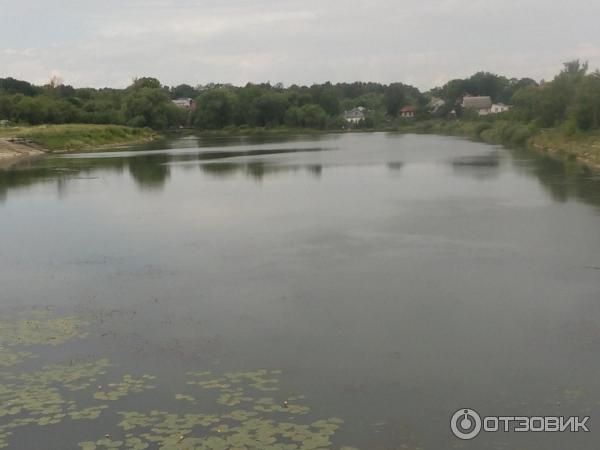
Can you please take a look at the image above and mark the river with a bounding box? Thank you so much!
[1,132,599,449]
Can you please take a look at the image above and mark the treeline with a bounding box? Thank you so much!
[432,61,600,134]
[0,77,186,129]
[510,61,600,131]
[1,61,599,133]
[0,76,425,130]
[189,81,424,129]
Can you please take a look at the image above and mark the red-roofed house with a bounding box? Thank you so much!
[400,106,416,118]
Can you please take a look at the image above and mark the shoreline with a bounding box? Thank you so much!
[2,123,599,173]
[0,139,46,169]
[0,125,159,169]
[396,120,600,172]
[186,124,600,172]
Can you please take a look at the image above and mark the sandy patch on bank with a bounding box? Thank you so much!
[0,139,46,168]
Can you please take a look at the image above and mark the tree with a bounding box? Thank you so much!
[572,72,600,130]
[170,84,199,99]
[318,90,341,116]
[284,106,304,127]
[300,104,327,128]
[193,89,238,129]
[0,77,40,96]
[124,86,182,129]
[130,77,162,90]
[384,84,406,117]
[253,93,289,126]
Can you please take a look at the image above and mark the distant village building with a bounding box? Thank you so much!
[400,106,416,118]
[172,98,197,111]
[0,119,10,127]
[490,103,511,114]
[344,106,366,124]
[462,96,492,116]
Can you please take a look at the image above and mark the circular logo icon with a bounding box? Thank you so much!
[451,408,482,440]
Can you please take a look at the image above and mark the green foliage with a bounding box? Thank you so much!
[168,83,199,99]
[0,77,186,130]
[573,72,600,130]
[0,77,40,96]
[300,104,328,128]
[384,84,406,117]
[253,92,290,126]
[1,124,156,151]
[508,60,599,131]
[124,83,183,130]
[431,72,536,105]
[193,89,238,129]
[2,60,600,134]
[317,90,341,116]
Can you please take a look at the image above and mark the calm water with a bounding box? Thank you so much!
[1,133,600,450]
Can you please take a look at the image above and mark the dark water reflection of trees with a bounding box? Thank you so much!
[1,141,600,210]
[510,148,600,210]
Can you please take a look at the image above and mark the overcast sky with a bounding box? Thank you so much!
[1,0,599,90]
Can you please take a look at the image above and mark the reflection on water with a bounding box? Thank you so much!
[2,134,600,210]
[513,149,600,208]
[1,133,600,450]
[449,151,502,180]
[200,162,324,180]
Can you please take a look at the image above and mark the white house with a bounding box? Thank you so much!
[462,96,492,116]
[344,106,366,124]
[491,103,511,114]
[172,98,197,111]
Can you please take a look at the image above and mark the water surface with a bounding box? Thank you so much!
[1,133,600,449]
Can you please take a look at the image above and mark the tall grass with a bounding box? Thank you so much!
[1,124,156,150]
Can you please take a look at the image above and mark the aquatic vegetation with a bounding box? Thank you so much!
[83,412,345,450]
[0,312,357,450]
[187,369,281,392]
[0,315,88,347]
[0,348,35,368]
[94,375,157,401]
[0,312,89,367]
[0,359,110,449]
[80,370,350,450]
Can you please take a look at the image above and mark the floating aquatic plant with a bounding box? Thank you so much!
[0,311,358,450]
[80,369,350,450]
[0,312,89,367]
[0,359,110,448]
[94,375,156,401]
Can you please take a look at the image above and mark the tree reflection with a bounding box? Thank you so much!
[128,154,170,191]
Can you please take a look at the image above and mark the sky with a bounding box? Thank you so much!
[1,0,600,91]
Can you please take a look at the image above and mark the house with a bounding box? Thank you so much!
[461,96,492,116]
[400,106,416,119]
[172,98,197,111]
[490,103,510,114]
[0,119,10,127]
[344,106,366,124]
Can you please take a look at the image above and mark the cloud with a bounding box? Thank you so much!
[1,0,599,89]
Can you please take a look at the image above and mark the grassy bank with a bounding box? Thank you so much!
[0,124,158,151]
[402,119,600,171]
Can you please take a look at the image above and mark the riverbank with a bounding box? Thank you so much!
[0,124,158,168]
[3,121,599,172]
[402,120,600,171]
[0,138,46,168]
[187,122,600,171]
